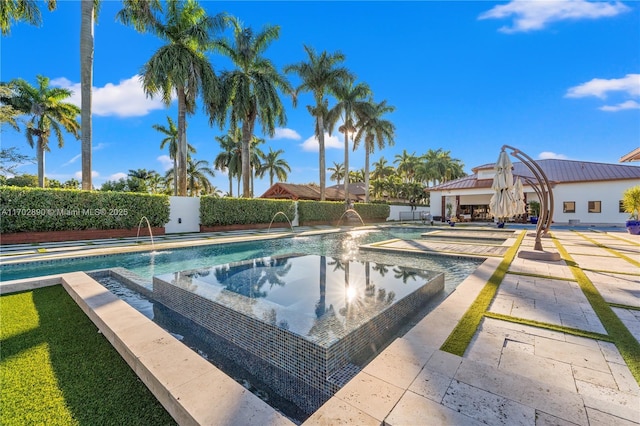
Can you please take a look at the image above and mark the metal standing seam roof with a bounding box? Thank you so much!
[429,159,640,191]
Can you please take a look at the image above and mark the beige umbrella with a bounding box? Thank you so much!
[513,177,526,216]
[489,150,516,221]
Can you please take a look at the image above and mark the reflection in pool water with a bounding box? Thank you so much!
[153,253,445,415]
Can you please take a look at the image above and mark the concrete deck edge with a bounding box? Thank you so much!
[1,273,293,426]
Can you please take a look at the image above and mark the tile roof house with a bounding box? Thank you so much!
[260,183,358,201]
[327,182,367,201]
[427,159,640,225]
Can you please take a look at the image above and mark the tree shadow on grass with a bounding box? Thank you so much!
[7,285,176,425]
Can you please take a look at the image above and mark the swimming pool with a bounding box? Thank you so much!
[1,228,480,292]
[2,227,483,421]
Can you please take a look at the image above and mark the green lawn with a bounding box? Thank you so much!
[0,285,176,426]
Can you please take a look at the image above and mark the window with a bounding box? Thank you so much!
[588,201,601,213]
[619,201,625,213]
[563,201,575,213]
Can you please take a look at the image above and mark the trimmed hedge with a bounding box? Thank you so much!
[200,197,296,226]
[297,200,389,224]
[0,187,169,233]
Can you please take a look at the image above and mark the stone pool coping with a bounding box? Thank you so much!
[1,271,294,426]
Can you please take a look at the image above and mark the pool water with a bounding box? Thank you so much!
[153,253,446,414]
[1,228,479,290]
[156,253,444,342]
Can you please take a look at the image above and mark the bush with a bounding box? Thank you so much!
[0,187,170,233]
[200,197,296,226]
[297,200,389,224]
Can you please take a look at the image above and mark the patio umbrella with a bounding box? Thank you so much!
[513,177,527,216]
[489,150,516,221]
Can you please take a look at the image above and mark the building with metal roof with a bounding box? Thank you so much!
[427,159,640,225]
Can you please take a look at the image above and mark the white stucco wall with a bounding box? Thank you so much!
[429,179,639,225]
[552,180,637,225]
[387,205,430,221]
[165,196,200,233]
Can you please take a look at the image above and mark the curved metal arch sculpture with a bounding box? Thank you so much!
[501,145,560,260]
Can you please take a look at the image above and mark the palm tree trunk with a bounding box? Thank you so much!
[173,157,178,196]
[228,173,233,197]
[250,165,254,197]
[344,130,349,206]
[364,144,371,203]
[317,113,326,201]
[317,255,326,317]
[37,137,45,188]
[80,0,94,190]
[177,87,187,196]
[241,120,252,198]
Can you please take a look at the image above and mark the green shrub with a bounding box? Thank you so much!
[200,197,296,226]
[297,200,389,224]
[353,202,390,220]
[0,187,170,233]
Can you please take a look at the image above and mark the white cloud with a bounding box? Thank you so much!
[479,0,629,33]
[300,133,343,152]
[108,172,127,181]
[565,74,640,99]
[62,154,81,167]
[51,75,170,117]
[599,100,640,112]
[74,170,100,179]
[93,142,108,151]
[157,155,173,171]
[273,128,301,140]
[538,151,568,160]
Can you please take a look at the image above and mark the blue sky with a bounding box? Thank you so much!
[2,0,639,196]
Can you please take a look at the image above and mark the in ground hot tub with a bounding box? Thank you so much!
[152,253,444,413]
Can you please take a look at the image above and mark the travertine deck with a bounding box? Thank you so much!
[2,226,639,425]
[362,237,510,258]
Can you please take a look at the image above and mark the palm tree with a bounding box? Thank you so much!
[186,158,215,196]
[354,99,395,203]
[348,169,365,183]
[165,158,215,196]
[0,0,57,35]
[80,0,161,191]
[79,0,95,191]
[152,115,196,195]
[146,170,165,194]
[421,148,465,185]
[371,156,395,181]
[328,161,345,185]
[394,149,419,183]
[213,129,242,197]
[257,147,290,187]
[284,46,352,201]
[118,0,224,196]
[0,84,21,131]
[213,16,292,198]
[4,76,80,187]
[327,79,372,205]
[127,168,155,192]
[249,137,265,197]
